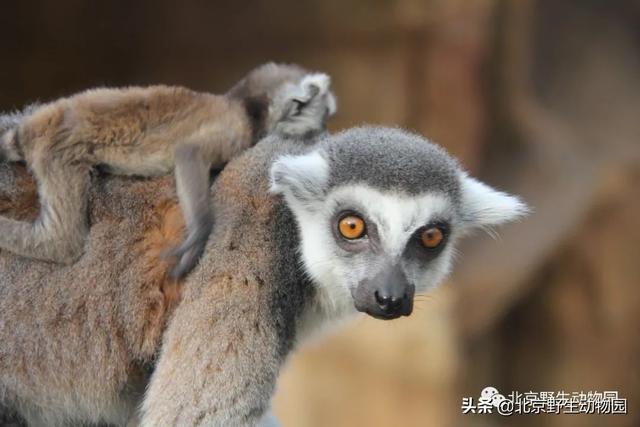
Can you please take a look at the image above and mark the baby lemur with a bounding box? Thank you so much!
[0,62,337,278]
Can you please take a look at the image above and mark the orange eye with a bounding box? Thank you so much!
[420,227,444,249]
[338,215,366,240]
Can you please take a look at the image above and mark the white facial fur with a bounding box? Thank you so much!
[270,148,527,337]
[293,184,457,300]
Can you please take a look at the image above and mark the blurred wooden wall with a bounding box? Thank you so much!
[1,1,639,426]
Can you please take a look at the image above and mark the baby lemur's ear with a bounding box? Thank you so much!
[270,150,329,207]
[458,172,530,229]
[284,73,337,119]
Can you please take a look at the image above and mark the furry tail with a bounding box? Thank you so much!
[0,103,39,162]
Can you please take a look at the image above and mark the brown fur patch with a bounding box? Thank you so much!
[137,200,188,316]
[0,164,39,220]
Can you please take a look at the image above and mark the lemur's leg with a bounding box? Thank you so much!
[140,280,280,426]
[166,144,213,279]
[0,153,90,264]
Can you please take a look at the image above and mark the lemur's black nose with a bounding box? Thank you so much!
[374,290,405,312]
[352,263,416,320]
[373,263,414,317]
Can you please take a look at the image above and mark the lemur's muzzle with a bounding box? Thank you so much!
[352,263,415,320]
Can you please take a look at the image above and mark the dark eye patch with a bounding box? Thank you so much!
[403,221,450,262]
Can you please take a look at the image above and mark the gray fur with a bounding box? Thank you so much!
[227,63,308,100]
[0,103,40,139]
[166,143,214,279]
[228,62,337,140]
[323,126,462,201]
[0,103,39,162]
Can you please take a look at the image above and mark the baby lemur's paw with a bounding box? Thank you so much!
[164,224,212,280]
[168,246,203,280]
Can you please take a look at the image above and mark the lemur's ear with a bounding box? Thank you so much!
[459,172,529,228]
[284,73,337,118]
[270,150,329,206]
[296,74,330,102]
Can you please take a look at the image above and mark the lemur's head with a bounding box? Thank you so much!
[270,127,528,320]
[227,62,336,140]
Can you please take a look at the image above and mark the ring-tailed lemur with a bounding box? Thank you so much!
[0,127,526,426]
[142,126,528,425]
[0,62,336,278]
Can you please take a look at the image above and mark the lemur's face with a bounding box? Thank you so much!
[304,185,457,319]
[271,127,528,320]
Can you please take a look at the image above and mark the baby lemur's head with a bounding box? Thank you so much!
[270,127,529,320]
[227,62,337,140]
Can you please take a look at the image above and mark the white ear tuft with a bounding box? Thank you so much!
[270,150,329,205]
[326,92,337,116]
[301,73,336,115]
[459,173,529,228]
[301,73,331,95]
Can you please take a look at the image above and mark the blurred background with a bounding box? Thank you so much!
[1,1,639,426]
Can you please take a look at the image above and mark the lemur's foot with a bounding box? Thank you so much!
[163,229,210,280]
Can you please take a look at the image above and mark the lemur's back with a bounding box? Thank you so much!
[17,86,248,172]
[0,138,315,425]
[140,138,318,424]
[183,135,316,317]
[0,163,181,424]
